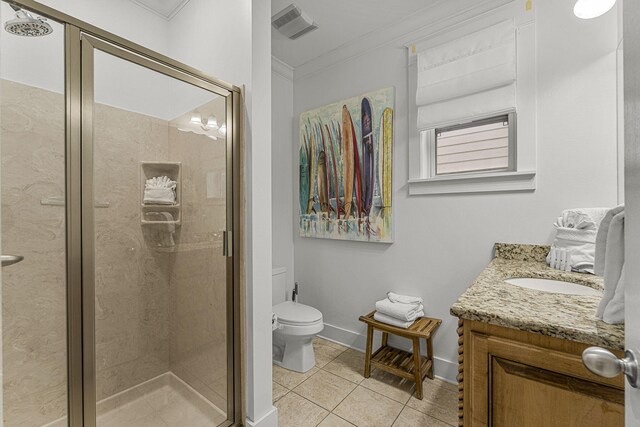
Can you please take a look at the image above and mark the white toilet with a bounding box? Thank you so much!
[272,268,323,373]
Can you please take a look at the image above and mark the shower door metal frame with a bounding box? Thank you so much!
[4,1,245,426]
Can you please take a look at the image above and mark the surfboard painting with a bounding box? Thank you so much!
[299,87,394,243]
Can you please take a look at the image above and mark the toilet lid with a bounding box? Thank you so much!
[273,301,322,326]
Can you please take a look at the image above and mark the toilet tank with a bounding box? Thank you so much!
[272,267,288,306]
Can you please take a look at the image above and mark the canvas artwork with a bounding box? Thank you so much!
[299,87,394,243]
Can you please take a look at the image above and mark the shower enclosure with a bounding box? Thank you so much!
[0,1,242,426]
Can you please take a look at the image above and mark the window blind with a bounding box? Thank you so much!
[435,116,510,175]
[416,20,516,130]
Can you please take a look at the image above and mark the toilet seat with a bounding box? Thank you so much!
[273,301,322,326]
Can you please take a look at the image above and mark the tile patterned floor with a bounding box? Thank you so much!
[273,338,458,427]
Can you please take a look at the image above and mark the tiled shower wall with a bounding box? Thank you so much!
[1,80,227,425]
[93,99,172,400]
[167,125,228,410]
[1,80,68,426]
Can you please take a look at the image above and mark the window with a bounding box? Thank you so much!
[407,15,536,195]
[429,113,515,176]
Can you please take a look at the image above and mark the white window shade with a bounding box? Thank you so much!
[416,20,516,130]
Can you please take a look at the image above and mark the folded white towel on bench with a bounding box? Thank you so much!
[374,311,423,329]
[387,292,423,305]
[375,298,424,321]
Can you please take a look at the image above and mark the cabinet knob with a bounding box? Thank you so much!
[582,346,639,388]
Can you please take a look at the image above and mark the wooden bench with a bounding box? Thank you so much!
[358,311,442,400]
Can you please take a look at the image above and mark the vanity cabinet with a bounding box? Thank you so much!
[459,320,624,427]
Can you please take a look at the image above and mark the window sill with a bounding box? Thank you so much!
[408,170,536,196]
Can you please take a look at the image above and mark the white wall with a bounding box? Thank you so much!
[288,0,619,382]
[245,1,276,425]
[272,57,295,289]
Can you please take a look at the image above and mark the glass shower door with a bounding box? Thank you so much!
[81,35,234,426]
[0,3,68,426]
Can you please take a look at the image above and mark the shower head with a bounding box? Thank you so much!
[4,8,52,37]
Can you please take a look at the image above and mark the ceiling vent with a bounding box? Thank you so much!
[272,4,318,40]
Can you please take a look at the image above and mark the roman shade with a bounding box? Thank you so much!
[416,20,516,130]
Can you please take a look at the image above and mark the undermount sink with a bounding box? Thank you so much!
[504,278,600,296]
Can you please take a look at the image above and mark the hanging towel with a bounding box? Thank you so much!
[386,292,423,305]
[594,205,625,276]
[374,311,423,329]
[596,210,625,320]
[375,298,423,321]
[603,265,625,324]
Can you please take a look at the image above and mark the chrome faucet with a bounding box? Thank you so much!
[292,282,299,303]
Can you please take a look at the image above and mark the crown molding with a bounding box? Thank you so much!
[129,0,190,20]
[292,0,514,81]
[272,55,294,81]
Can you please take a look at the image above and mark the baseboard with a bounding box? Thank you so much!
[319,322,458,384]
[246,406,278,427]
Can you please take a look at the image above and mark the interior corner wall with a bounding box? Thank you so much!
[289,1,619,382]
[272,61,295,289]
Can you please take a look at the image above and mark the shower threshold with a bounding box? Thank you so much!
[44,372,227,427]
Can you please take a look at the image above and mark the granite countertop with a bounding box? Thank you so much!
[450,243,624,350]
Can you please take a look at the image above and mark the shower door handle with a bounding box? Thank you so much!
[222,230,232,257]
[1,255,24,267]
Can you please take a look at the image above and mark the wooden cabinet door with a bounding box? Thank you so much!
[491,357,623,427]
[465,327,625,427]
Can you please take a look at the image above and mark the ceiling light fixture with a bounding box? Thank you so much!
[179,111,225,140]
[206,115,218,130]
[573,0,616,19]
[190,112,202,124]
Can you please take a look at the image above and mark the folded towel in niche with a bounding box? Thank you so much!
[144,188,176,204]
[386,292,423,305]
[144,176,177,205]
[374,311,423,329]
[375,298,424,321]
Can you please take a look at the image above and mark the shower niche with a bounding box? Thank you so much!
[140,161,182,225]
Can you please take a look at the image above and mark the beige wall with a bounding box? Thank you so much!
[1,80,228,425]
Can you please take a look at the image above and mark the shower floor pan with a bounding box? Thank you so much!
[45,372,227,427]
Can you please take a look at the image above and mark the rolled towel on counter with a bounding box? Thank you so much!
[375,298,424,321]
[374,311,423,329]
[386,292,423,305]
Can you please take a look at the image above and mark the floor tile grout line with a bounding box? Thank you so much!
[321,383,361,426]
[332,412,357,427]
[290,367,320,392]
[405,394,458,426]
[288,390,332,425]
[357,376,413,406]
